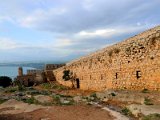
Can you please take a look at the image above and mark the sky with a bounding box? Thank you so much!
[0,0,160,63]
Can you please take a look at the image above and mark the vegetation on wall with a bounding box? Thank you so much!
[108,48,121,57]
[62,70,71,81]
[142,113,160,120]
[62,70,76,88]
[13,79,25,91]
[113,48,121,54]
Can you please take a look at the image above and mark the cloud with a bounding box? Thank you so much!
[1,0,160,35]
[16,0,160,34]
[49,38,73,48]
[78,29,115,37]
[0,0,160,62]
[0,38,21,50]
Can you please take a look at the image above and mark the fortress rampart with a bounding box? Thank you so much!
[53,26,160,91]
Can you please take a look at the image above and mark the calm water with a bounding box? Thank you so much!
[0,66,35,80]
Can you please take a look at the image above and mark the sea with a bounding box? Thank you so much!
[0,66,35,80]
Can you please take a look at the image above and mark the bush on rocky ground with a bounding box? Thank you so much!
[4,87,18,93]
[141,89,149,93]
[23,96,39,104]
[40,83,68,90]
[0,76,12,88]
[144,98,153,105]
[142,113,160,120]
[52,94,74,105]
[121,107,132,116]
[0,98,7,104]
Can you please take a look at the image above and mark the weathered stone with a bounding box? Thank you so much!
[156,33,160,37]
[53,26,160,91]
[102,98,109,102]
[34,95,52,103]
[127,104,160,116]
[73,96,82,102]
[62,100,70,104]
[0,99,45,114]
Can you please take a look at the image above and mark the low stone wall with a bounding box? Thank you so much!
[53,26,160,91]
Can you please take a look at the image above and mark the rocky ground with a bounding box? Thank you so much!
[0,83,160,120]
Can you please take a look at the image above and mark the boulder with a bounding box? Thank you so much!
[73,96,82,102]
[34,95,53,103]
[127,104,160,116]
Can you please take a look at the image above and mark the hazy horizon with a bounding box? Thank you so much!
[0,0,160,62]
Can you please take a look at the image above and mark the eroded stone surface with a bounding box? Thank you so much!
[0,99,46,114]
[34,95,53,103]
[127,104,160,116]
[53,26,160,91]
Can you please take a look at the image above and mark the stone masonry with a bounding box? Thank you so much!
[45,64,65,81]
[53,26,160,91]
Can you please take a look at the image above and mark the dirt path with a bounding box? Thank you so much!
[0,105,115,120]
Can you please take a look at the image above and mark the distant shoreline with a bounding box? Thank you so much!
[0,66,36,80]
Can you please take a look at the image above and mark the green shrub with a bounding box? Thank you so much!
[90,93,97,98]
[121,107,132,116]
[142,89,149,93]
[142,113,160,120]
[62,70,71,81]
[13,79,26,91]
[0,99,7,104]
[114,48,120,54]
[4,87,18,93]
[23,97,39,104]
[53,95,61,105]
[144,98,153,105]
[41,83,67,90]
[18,84,26,91]
[0,76,12,88]
[110,92,116,96]
[89,93,100,102]
[41,83,52,89]
[52,95,74,106]
[26,90,41,95]
[53,85,68,90]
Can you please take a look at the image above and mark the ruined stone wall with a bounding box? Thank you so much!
[45,64,65,81]
[53,26,160,91]
[27,69,44,75]
[17,75,36,87]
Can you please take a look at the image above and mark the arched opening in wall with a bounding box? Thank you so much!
[76,78,80,89]
[136,71,141,79]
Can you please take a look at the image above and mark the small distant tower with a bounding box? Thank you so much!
[18,67,23,76]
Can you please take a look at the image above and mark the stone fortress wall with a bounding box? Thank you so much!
[53,26,160,91]
[16,64,65,86]
[27,69,44,75]
[45,64,65,81]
